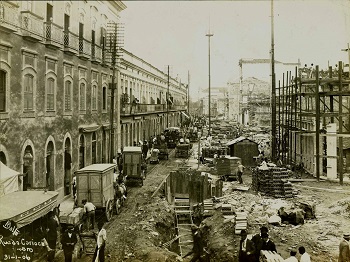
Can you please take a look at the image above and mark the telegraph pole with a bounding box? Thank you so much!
[167,65,170,128]
[206,31,213,136]
[107,22,123,163]
[187,70,190,115]
[271,0,277,161]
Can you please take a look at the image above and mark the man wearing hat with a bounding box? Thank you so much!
[260,232,276,253]
[61,225,78,262]
[252,226,269,262]
[339,233,350,262]
[239,229,255,262]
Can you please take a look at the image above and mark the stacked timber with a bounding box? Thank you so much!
[203,198,214,216]
[235,212,247,235]
[252,167,293,198]
[259,250,284,261]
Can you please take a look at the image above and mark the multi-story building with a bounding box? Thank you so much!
[0,0,188,202]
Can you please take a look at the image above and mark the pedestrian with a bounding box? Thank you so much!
[239,229,255,262]
[92,221,107,262]
[284,250,298,262]
[61,225,78,262]
[237,161,245,184]
[142,140,149,159]
[82,199,96,231]
[252,225,269,261]
[45,210,60,262]
[339,233,350,262]
[260,233,277,253]
[298,246,311,262]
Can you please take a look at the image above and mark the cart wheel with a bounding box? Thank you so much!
[105,199,113,221]
[115,199,120,215]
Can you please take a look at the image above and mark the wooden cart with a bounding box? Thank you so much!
[123,146,145,186]
[75,164,116,221]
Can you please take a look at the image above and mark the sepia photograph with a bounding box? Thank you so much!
[0,0,350,261]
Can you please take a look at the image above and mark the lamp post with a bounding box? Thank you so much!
[206,31,213,136]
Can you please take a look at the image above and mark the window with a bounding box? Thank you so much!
[64,80,72,111]
[0,70,6,112]
[92,84,97,110]
[102,86,107,110]
[79,83,86,110]
[46,78,55,111]
[23,74,34,111]
[92,132,96,164]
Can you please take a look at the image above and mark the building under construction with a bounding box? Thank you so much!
[277,61,350,184]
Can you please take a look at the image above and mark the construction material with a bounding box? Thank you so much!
[259,250,284,261]
[235,211,247,235]
[252,167,295,198]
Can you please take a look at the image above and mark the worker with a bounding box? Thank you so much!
[183,225,205,261]
[284,250,298,262]
[298,246,311,262]
[82,199,96,231]
[239,229,255,262]
[61,224,78,262]
[339,233,350,262]
[142,140,149,159]
[237,161,245,184]
[92,221,107,262]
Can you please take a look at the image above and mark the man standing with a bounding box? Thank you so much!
[237,161,245,184]
[93,221,107,262]
[298,246,311,262]
[252,226,269,262]
[61,225,78,262]
[46,211,59,262]
[339,233,350,262]
[82,199,96,231]
[260,233,276,253]
[239,229,255,262]
[284,250,298,262]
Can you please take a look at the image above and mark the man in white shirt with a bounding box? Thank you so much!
[82,199,96,231]
[284,250,298,262]
[93,221,107,262]
[299,246,311,262]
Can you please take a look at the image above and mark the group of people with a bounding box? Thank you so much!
[239,226,311,262]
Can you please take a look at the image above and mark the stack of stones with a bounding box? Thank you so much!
[252,167,293,198]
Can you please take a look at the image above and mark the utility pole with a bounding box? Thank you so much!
[271,0,277,161]
[107,22,123,163]
[167,65,170,128]
[206,30,213,136]
[187,70,190,115]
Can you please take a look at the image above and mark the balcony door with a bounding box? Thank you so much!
[46,4,53,39]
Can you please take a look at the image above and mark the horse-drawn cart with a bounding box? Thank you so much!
[75,163,116,221]
[123,147,145,186]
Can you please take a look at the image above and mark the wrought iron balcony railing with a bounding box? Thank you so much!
[44,21,63,45]
[120,103,187,116]
[63,30,79,52]
[0,1,19,30]
[79,37,91,58]
[21,11,43,39]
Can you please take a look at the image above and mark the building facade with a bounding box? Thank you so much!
[0,0,188,202]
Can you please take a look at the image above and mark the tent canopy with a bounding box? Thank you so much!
[0,161,20,196]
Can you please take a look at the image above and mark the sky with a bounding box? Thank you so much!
[121,0,350,100]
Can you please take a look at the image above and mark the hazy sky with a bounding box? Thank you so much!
[121,0,350,98]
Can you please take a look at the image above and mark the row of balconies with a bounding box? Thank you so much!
[120,103,185,116]
[0,4,109,65]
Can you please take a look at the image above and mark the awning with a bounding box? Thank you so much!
[0,161,20,196]
[0,191,59,228]
[181,111,190,119]
[79,124,101,133]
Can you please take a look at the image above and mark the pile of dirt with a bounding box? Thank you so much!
[328,197,350,217]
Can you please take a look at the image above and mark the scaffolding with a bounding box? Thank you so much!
[277,61,350,184]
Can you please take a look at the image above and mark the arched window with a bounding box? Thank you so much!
[79,83,86,110]
[46,77,55,110]
[0,151,6,165]
[46,141,54,190]
[102,86,107,110]
[0,70,6,112]
[92,84,97,110]
[92,132,96,164]
[64,80,72,111]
